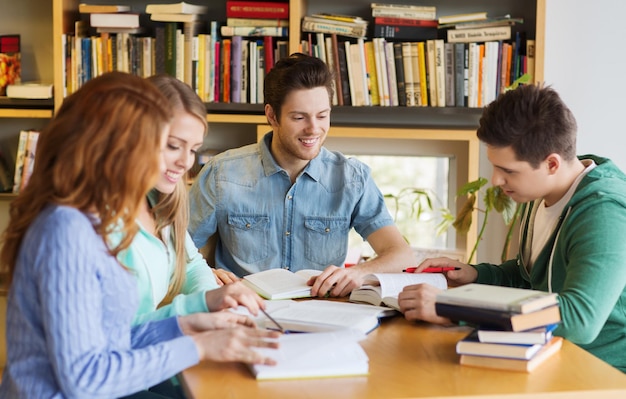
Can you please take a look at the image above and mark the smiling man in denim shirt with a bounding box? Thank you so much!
[189,53,415,297]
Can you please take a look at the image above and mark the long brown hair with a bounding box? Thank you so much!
[146,74,208,306]
[0,72,172,284]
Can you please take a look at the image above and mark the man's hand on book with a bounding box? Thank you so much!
[308,265,366,298]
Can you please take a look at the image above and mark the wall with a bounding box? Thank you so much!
[544,0,626,171]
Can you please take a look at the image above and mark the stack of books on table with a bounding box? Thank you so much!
[371,2,438,41]
[435,283,563,372]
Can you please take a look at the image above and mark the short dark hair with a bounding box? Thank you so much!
[263,53,334,120]
[477,84,578,168]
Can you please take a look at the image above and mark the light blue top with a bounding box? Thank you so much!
[188,132,394,276]
[0,205,199,398]
[115,191,220,325]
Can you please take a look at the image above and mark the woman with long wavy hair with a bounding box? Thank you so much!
[0,72,278,399]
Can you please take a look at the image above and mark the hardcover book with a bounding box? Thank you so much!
[477,323,558,345]
[456,330,544,360]
[12,130,29,194]
[220,26,288,37]
[89,13,140,28]
[226,1,289,20]
[374,24,438,41]
[447,26,512,44]
[302,16,368,39]
[438,12,488,25]
[19,130,39,190]
[435,283,559,314]
[78,3,131,13]
[226,17,288,27]
[435,302,561,332]
[150,13,201,23]
[145,2,208,14]
[371,4,437,20]
[460,336,563,373]
[374,17,438,28]
[6,82,53,99]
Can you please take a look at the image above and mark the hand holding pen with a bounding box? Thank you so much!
[403,266,460,273]
[404,257,478,286]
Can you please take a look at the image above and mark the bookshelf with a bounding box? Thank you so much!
[0,0,547,258]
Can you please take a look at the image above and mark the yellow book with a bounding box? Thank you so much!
[416,41,428,106]
[364,41,380,106]
[197,33,206,101]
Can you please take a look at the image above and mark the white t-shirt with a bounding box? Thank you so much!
[529,160,596,267]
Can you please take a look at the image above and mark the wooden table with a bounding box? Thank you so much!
[179,315,626,399]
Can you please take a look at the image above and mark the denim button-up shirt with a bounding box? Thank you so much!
[189,132,394,276]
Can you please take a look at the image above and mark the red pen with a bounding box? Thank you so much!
[403,266,460,273]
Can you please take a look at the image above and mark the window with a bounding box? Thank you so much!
[345,154,451,256]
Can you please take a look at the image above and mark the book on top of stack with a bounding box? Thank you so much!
[222,1,289,37]
[145,1,208,22]
[371,3,438,41]
[438,12,524,44]
[302,13,368,39]
[435,283,563,372]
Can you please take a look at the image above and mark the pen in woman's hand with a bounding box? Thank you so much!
[260,308,285,333]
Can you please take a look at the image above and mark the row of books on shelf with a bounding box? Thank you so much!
[68,3,533,107]
[0,130,40,194]
[435,283,563,373]
[62,21,291,104]
[62,23,533,109]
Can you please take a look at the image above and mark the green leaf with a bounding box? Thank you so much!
[457,177,488,196]
[505,73,532,91]
[453,194,476,234]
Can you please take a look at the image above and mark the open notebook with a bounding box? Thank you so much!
[249,329,369,380]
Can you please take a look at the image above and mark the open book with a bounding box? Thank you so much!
[241,268,322,300]
[255,299,395,334]
[249,329,368,380]
[349,272,447,310]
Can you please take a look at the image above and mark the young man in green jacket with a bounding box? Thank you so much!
[397,84,626,373]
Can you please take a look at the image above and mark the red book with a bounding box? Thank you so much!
[221,39,231,103]
[226,1,289,19]
[214,41,221,102]
[374,17,438,28]
[263,36,274,74]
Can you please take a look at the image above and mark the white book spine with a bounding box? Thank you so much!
[384,41,398,107]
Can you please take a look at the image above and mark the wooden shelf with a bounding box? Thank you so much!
[206,102,482,128]
[0,98,54,118]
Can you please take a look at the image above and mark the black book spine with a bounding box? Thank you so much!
[435,302,515,330]
[392,42,406,107]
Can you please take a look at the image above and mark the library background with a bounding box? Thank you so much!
[2,0,625,370]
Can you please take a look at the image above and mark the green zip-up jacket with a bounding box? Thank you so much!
[474,155,626,372]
